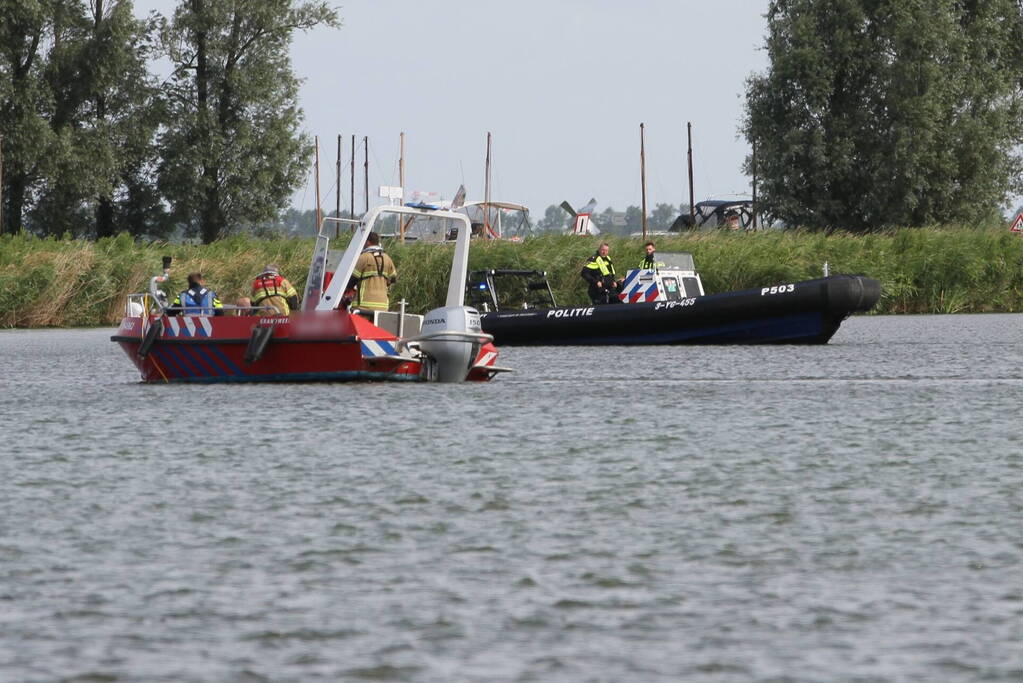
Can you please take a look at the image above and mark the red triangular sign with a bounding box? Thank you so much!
[1011,212,1023,233]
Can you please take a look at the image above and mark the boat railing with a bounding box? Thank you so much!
[162,304,281,316]
[321,216,361,238]
[362,307,424,338]
[124,293,279,318]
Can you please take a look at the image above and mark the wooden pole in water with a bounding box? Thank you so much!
[314,136,322,234]
[751,139,758,230]
[484,131,492,234]
[640,122,648,240]
[687,122,696,227]
[349,134,355,226]
[335,134,342,220]
[363,135,369,214]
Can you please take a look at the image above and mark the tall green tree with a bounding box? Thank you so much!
[537,204,567,232]
[31,0,166,238]
[623,205,643,233]
[649,202,676,231]
[1,0,166,238]
[158,0,338,244]
[87,0,167,239]
[0,0,61,235]
[744,0,1023,230]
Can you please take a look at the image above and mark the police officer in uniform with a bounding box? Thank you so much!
[639,241,665,270]
[581,242,623,305]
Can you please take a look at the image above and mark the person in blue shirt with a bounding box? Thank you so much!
[171,272,224,316]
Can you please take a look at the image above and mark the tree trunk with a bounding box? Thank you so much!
[4,173,27,234]
[201,178,223,244]
[192,0,223,243]
[90,0,115,238]
[96,195,114,238]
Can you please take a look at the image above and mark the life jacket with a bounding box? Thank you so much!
[585,254,615,278]
[639,255,665,270]
[180,286,215,315]
[252,273,285,302]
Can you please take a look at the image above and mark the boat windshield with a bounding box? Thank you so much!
[373,212,462,242]
[466,269,557,312]
[658,252,697,271]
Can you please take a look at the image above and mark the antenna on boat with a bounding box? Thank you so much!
[687,122,696,227]
[640,123,648,239]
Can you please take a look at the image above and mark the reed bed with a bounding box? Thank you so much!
[2,226,1022,328]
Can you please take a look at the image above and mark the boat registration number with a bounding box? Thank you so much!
[761,284,795,296]
[653,298,696,311]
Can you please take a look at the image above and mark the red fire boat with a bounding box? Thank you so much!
[111,204,507,383]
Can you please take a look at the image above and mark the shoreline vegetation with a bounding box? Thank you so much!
[2,227,1021,329]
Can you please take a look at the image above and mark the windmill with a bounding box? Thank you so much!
[560,198,600,235]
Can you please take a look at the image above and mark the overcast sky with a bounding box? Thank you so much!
[136,1,770,216]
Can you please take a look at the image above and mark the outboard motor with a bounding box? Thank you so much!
[417,306,489,382]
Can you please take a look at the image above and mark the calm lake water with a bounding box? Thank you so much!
[1,314,1022,681]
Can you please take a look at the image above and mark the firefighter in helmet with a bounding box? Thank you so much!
[251,264,300,315]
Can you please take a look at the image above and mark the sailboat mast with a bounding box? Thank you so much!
[335,134,341,220]
[399,131,405,205]
[484,132,492,234]
[687,122,695,227]
[399,131,407,240]
[640,123,648,239]
[349,134,355,224]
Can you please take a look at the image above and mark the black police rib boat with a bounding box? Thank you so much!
[466,253,880,346]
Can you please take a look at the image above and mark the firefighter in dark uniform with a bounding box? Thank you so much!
[581,242,623,305]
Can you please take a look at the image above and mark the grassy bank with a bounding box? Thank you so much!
[2,227,1022,328]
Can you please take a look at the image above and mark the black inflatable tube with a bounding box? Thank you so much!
[480,275,881,346]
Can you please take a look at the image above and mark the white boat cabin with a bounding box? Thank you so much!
[619,252,705,303]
